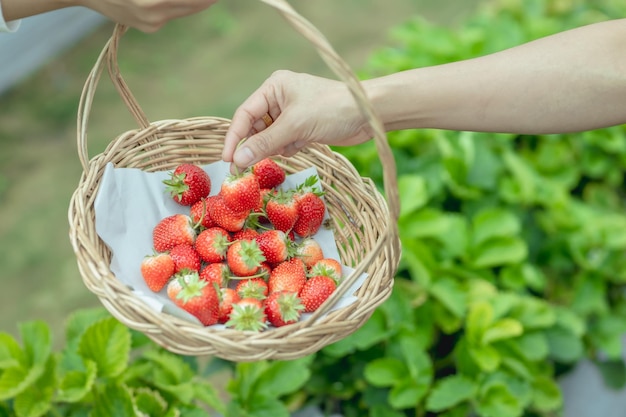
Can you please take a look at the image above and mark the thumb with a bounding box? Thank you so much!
[232,120,293,169]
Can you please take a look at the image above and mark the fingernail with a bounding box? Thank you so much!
[234,146,254,167]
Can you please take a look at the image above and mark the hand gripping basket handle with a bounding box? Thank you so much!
[76,0,401,321]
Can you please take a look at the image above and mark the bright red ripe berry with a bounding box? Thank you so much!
[220,169,261,213]
[163,163,211,206]
[252,158,286,189]
[153,214,197,253]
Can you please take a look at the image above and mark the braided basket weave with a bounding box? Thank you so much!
[68,0,401,362]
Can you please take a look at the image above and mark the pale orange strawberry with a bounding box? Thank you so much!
[235,277,269,300]
[163,163,211,206]
[226,239,266,277]
[220,169,261,213]
[299,274,337,313]
[169,243,201,273]
[310,258,343,282]
[264,291,304,327]
[195,226,231,263]
[140,252,175,292]
[252,158,286,189]
[268,258,307,294]
[296,237,324,269]
[225,297,267,332]
[153,214,197,252]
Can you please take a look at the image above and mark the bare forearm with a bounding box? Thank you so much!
[1,0,75,21]
[366,19,626,134]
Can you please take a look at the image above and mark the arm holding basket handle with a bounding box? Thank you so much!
[0,0,218,33]
[223,18,626,170]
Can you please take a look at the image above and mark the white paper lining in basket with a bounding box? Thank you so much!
[93,161,368,327]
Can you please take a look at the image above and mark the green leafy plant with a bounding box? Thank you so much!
[297,0,626,416]
[0,307,312,417]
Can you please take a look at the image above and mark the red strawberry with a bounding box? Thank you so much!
[190,197,216,229]
[268,258,307,294]
[232,227,260,242]
[166,270,219,326]
[153,214,197,252]
[296,237,324,269]
[235,278,269,300]
[199,262,231,288]
[264,291,304,327]
[293,192,326,237]
[195,227,231,263]
[255,229,292,265]
[310,258,343,281]
[163,163,211,206]
[220,169,261,213]
[218,287,240,324]
[252,158,286,189]
[140,252,175,292]
[208,194,249,232]
[169,243,201,273]
[299,274,337,313]
[225,297,267,332]
[265,189,298,233]
[226,239,266,277]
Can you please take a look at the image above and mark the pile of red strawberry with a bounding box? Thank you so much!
[139,159,343,331]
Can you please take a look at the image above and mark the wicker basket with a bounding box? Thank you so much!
[68,0,401,362]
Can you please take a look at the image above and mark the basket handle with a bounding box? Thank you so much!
[77,0,400,222]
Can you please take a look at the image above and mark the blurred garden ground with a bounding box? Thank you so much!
[0,0,480,343]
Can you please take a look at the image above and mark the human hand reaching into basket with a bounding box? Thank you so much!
[0,0,218,33]
[222,18,626,170]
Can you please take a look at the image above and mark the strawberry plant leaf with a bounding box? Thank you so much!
[77,317,131,379]
[398,174,428,217]
[475,383,522,417]
[364,358,407,388]
[0,333,22,369]
[471,208,521,247]
[142,349,195,385]
[466,301,494,346]
[481,319,523,345]
[133,387,168,416]
[253,357,312,399]
[545,326,584,364]
[469,344,501,373]
[19,321,51,369]
[425,374,477,412]
[470,237,528,269]
[514,332,549,362]
[0,364,45,401]
[430,277,467,319]
[57,359,97,403]
[13,356,56,417]
[531,375,562,412]
[90,383,136,417]
[193,381,227,415]
[389,378,429,409]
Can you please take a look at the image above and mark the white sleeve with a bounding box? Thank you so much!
[0,1,21,33]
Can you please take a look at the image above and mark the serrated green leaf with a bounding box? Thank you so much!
[472,208,521,246]
[471,237,528,268]
[0,364,44,401]
[133,387,168,416]
[531,376,562,412]
[235,396,288,417]
[57,360,97,403]
[253,358,311,398]
[426,374,477,412]
[13,356,56,417]
[430,277,467,319]
[0,333,23,369]
[143,349,195,385]
[466,301,494,346]
[389,378,429,409]
[78,317,131,379]
[397,330,433,381]
[91,383,136,417]
[194,381,227,414]
[19,321,51,369]
[476,383,522,417]
[64,308,111,347]
[398,175,429,217]
[482,319,523,345]
[469,344,501,372]
[364,358,407,387]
